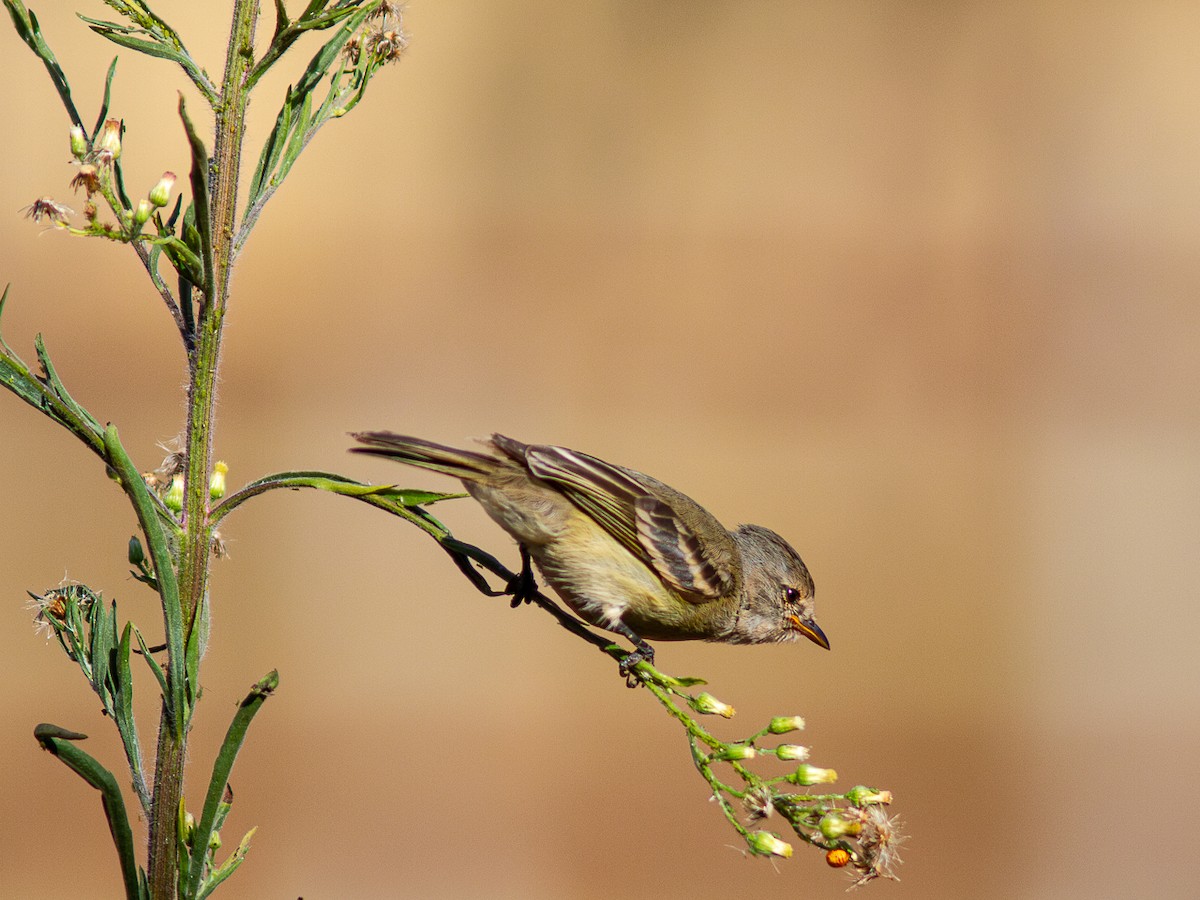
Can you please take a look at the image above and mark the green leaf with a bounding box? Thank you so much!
[177,97,213,296]
[112,622,151,815]
[247,0,363,92]
[103,425,188,737]
[87,598,115,712]
[154,234,205,287]
[91,56,119,141]
[77,5,217,104]
[186,671,278,897]
[197,827,257,900]
[34,332,105,437]
[112,144,134,211]
[247,90,293,203]
[86,26,192,65]
[270,0,290,39]
[210,469,465,524]
[133,626,169,701]
[3,0,85,128]
[0,293,107,458]
[34,725,144,900]
[242,5,375,216]
[184,587,208,710]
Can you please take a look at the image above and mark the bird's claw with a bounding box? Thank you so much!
[618,646,655,687]
[505,545,538,608]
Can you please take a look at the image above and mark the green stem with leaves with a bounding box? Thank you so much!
[146,3,259,895]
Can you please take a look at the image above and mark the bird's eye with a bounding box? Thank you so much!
[783,586,800,604]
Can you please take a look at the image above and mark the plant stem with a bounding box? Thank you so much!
[146,2,259,896]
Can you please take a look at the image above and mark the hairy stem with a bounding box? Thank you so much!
[146,2,259,896]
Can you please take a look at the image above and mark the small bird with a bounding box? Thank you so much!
[351,432,829,669]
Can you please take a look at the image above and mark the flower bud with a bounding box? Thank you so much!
[128,536,145,566]
[133,199,153,227]
[183,811,196,845]
[691,692,735,718]
[165,474,184,513]
[775,744,809,762]
[209,460,228,500]
[786,764,838,786]
[847,785,893,806]
[819,812,862,839]
[69,125,87,160]
[208,830,221,851]
[747,831,793,858]
[714,744,755,761]
[98,118,122,162]
[768,716,805,734]
[149,171,175,208]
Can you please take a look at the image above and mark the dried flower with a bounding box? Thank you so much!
[25,584,98,656]
[22,197,72,225]
[70,164,101,195]
[367,27,408,63]
[25,589,69,639]
[742,786,774,824]
[369,0,405,21]
[847,805,904,884]
[155,441,186,481]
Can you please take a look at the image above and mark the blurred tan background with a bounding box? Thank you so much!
[2,2,1198,897]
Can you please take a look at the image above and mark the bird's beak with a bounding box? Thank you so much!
[788,614,830,650]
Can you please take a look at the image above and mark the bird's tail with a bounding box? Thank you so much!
[350,432,498,481]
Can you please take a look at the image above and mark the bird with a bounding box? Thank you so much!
[351,432,828,671]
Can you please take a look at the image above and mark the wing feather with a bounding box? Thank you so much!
[518,442,736,601]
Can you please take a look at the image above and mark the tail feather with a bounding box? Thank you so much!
[350,432,496,481]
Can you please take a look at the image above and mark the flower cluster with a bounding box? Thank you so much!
[649,673,903,885]
[344,1,409,67]
[22,117,176,242]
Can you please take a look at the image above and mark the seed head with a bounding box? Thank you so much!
[70,165,101,196]
[22,197,73,225]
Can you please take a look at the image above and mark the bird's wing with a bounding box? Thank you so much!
[518,442,737,601]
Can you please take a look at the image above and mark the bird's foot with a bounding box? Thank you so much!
[617,643,656,687]
[505,545,538,608]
